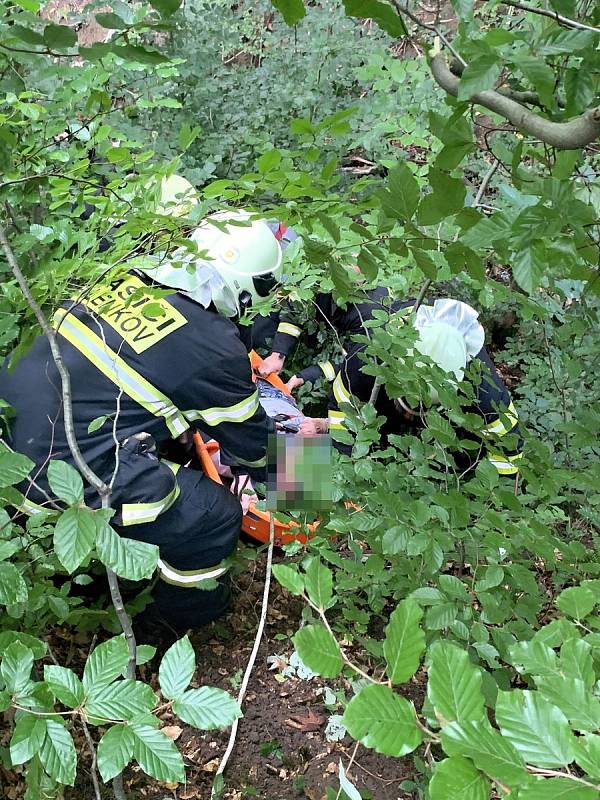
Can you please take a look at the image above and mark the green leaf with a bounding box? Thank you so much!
[95,523,158,581]
[272,564,304,596]
[517,779,599,800]
[97,724,135,783]
[150,0,183,13]
[272,0,306,25]
[14,0,40,9]
[159,636,196,701]
[43,23,77,49]
[87,415,108,433]
[512,244,545,294]
[574,734,600,781]
[173,687,242,729]
[383,599,425,684]
[410,247,438,280]
[0,632,46,660]
[130,723,185,783]
[136,645,156,666]
[0,448,34,487]
[86,679,157,722]
[430,756,490,800]
[293,624,343,678]
[387,162,420,221]
[510,639,560,678]
[53,507,96,573]
[518,56,556,110]
[537,29,594,56]
[0,562,28,606]
[10,714,46,765]
[341,684,423,757]
[427,642,485,725]
[43,666,84,708]
[304,558,333,609]
[439,575,470,602]
[535,676,600,732]
[83,637,129,693]
[1,642,34,693]
[556,586,596,620]
[95,12,128,28]
[343,0,407,36]
[39,720,76,785]
[495,690,575,768]
[559,639,594,688]
[47,460,83,505]
[441,720,528,785]
[357,247,379,281]
[457,54,502,101]
[451,0,473,20]
[564,69,596,116]
[11,25,45,46]
[114,44,169,64]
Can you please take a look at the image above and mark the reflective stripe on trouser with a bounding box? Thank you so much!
[328,409,346,431]
[183,389,259,427]
[120,461,181,526]
[157,558,229,587]
[481,402,519,437]
[487,451,522,475]
[277,322,302,337]
[53,309,189,437]
[319,361,336,382]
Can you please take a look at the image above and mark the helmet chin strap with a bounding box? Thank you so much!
[238,290,253,318]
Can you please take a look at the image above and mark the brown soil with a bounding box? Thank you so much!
[1,556,422,800]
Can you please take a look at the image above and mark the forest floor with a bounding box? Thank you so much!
[0,552,424,800]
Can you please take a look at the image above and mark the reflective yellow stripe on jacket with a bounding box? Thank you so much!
[183,390,259,427]
[54,310,189,437]
[332,371,352,406]
[277,322,302,338]
[319,361,336,382]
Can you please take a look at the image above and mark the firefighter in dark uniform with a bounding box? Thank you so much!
[260,287,523,478]
[0,210,284,637]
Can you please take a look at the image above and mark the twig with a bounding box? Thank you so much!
[81,718,102,800]
[335,741,361,800]
[527,767,600,790]
[305,597,382,684]
[472,159,500,208]
[211,515,276,797]
[390,0,467,66]
[0,221,110,496]
[0,220,137,796]
[113,774,127,800]
[500,0,600,32]
[413,280,431,313]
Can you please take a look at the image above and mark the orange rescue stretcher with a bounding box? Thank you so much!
[193,351,319,547]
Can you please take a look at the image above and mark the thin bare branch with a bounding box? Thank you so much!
[500,0,600,32]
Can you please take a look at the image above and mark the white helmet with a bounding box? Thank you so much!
[155,174,198,217]
[137,210,283,317]
[413,299,485,381]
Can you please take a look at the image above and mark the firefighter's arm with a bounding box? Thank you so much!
[178,355,273,483]
[269,303,303,361]
[474,349,523,476]
[326,368,355,455]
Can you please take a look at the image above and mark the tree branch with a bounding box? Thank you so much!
[429,51,600,149]
[390,0,467,65]
[0,220,137,797]
[500,0,600,33]
[81,718,102,800]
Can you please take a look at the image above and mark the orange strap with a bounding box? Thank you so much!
[249,350,291,396]
[192,432,222,484]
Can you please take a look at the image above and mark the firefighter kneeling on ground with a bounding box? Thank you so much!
[0,192,288,643]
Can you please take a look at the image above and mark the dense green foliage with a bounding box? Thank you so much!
[0,0,599,796]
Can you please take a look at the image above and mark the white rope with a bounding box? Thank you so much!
[211,514,276,797]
